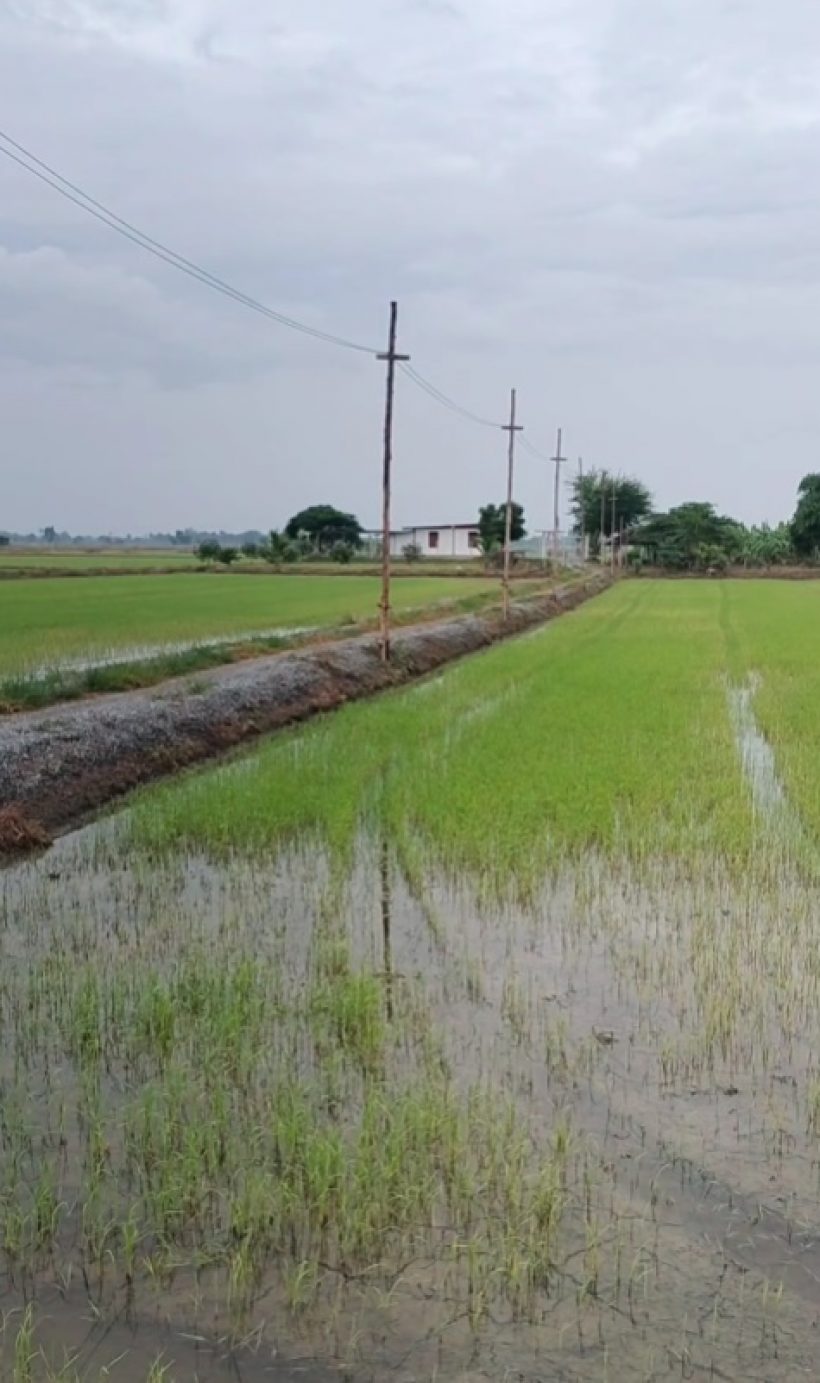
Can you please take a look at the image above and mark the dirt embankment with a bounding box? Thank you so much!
[0,574,611,852]
[639,566,820,581]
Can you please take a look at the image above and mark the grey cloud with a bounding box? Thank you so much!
[2,0,820,533]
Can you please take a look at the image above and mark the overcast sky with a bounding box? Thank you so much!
[2,0,820,534]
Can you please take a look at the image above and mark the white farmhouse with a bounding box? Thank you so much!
[393,522,481,558]
[361,522,482,559]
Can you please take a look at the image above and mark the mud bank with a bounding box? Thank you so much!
[0,574,610,850]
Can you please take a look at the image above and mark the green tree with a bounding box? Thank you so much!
[263,529,298,564]
[634,503,743,569]
[478,502,525,553]
[791,474,820,557]
[196,539,222,563]
[330,540,354,564]
[284,505,363,552]
[0,534,9,547]
[570,471,651,552]
[241,541,259,558]
[217,546,239,566]
[738,523,793,567]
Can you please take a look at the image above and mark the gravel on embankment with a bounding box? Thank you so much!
[0,574,611,850]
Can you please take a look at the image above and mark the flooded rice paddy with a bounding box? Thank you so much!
[5,580,820,1380]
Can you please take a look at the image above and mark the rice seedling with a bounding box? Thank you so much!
[0,572,498,686]
[7,580,820,1376]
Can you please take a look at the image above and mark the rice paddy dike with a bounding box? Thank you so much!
[0,576,604,848]
[0,572,506,695]
[5,579,820,1379]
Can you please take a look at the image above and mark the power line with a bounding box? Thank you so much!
[519,436,553,464]
[403,365,573,471]
[399,363,501,429]
[0,128,578,461]
[0,129,378,354]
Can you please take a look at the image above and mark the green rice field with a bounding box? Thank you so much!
[0,550,198,571]
[6,579,820,1379]
[0,572,496,680]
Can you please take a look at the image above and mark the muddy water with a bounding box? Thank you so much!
[729,676,788,819]
[20,628,320,679]
[4,825,820,1378]
[2,1287,337,1381]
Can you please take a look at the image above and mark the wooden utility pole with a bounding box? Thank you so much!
[610,477,618,576]
[376,302,410,662]
[599,471,607,565]
[577,456,584,560]
[551,428,566,566]
[502,389,524,619]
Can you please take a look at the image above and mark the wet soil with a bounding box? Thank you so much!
[4,826,820,1379]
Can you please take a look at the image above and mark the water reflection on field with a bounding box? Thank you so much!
[3,815,820,1380]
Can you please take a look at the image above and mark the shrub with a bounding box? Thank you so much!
[196,540,222,563]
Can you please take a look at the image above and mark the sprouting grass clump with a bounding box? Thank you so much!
[0,893,580,1362]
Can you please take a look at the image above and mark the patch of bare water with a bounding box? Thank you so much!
[18,627,320,680]
[1,1288,338,1382]
[4,824,820,1377]
[729,675,789,818]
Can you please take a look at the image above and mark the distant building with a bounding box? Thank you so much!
[397,523,481,558]
[361,522,481,559]
[360,523,585,565]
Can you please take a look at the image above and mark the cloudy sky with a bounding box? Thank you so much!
[2,0,820,534]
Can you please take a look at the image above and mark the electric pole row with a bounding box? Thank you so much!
[376,299,595,656]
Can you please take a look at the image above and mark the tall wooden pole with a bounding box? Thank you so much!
[610,477,617,577]
[599,471,606,565]
[376,302,410,662]
[578,456,584,561]
[501,389,524,619]
[551,427,566,566]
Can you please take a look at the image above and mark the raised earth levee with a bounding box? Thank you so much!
[0,572,611,851]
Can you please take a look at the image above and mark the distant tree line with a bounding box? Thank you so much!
[197,505,366,567]
[570,471,813,572]
[17,473,820,573]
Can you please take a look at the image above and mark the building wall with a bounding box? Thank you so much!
[400,525,481,558]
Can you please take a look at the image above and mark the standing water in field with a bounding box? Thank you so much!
[6,581,820,1379]
[4,823,820,1379]
[729,674,787,816]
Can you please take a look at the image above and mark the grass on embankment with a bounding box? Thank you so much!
[0,572,506,700]
[0,580,550,713]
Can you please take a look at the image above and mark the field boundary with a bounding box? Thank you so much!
[637,566,820,581]
[0,561,559,581]
[0,573,611,852]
